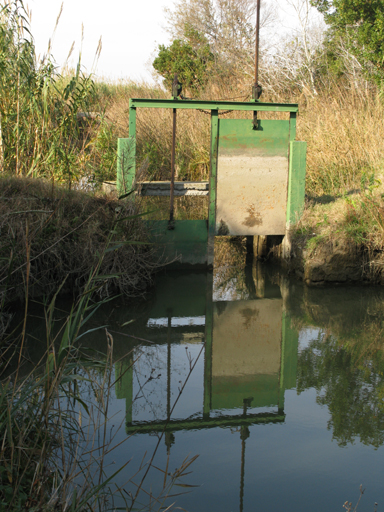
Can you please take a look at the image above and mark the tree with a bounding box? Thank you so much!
[153,26,214,92]
[159,0,278,84]
[311,0,384,82]
[269,0,325,95]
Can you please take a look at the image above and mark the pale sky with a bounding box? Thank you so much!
[28,0,176,82]
[27,0,324,83]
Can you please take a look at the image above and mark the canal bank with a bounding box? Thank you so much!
[282,188,384,286]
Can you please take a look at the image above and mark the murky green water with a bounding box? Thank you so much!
[23,254,384,511]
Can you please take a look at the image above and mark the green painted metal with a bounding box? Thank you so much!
[129,105,136,138]
[146,219,208,267]
[117,138,136,196]
[212,374,280,410]
[207,111,219,266]
[281,311,299,389]
[126,412,285,433]
[129,98,298,112]
[286,141,307,225]
[115,95,307,263]
[203,272,214,418]
[289,111,297,141]
[218,119,290,157]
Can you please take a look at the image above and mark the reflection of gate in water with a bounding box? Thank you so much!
[116,98,306,267]
[114,268,298,512]
[114,268,298,432]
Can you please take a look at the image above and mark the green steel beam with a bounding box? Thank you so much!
[286,141,307,226]
[289,111,297,141]
[129,105,136,138]
[203,272,214,419]
[207,111,219,267]
[126,412,285,433]
[117,138,136,197]
[129,98,298,113]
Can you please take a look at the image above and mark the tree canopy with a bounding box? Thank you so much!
[312,0,384,80]
[152,26,214,92]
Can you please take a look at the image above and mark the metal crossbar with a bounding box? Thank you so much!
[129,98,299,112]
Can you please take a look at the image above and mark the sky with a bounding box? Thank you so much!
[28,0,176,82]
[27,0,324,83]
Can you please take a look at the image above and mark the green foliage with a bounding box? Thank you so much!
[0,0,115,186]
[297,328,384,447]
[153,26,214,92]
[312,0,384,81]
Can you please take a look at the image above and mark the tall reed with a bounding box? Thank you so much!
[0,209,195,511]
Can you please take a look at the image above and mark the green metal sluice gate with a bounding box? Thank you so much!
[116,97,307,267]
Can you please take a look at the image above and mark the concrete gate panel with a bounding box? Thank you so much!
[216,119,290,236]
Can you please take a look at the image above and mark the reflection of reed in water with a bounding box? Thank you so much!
[213,237,249,300]
[213,237,285,301]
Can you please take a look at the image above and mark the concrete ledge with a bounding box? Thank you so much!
[137,181,209,196]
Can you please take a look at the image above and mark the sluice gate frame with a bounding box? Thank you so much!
[117,98,307,267]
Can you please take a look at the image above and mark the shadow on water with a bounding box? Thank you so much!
[14,238,384,511]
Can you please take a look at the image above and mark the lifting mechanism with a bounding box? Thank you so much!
[116,0,307,267]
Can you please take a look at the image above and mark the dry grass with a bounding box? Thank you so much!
[298,86,384,197]
[101,80,384,198]
[0,176,159,305]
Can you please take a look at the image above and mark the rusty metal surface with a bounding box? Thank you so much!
[254,0,261,87]
[216,119,290,236]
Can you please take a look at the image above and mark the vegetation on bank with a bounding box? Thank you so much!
[1,268,194,511]
[0,177,158,307]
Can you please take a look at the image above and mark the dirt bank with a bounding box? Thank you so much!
[282,190,384,285]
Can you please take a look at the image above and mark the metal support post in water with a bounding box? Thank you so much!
[252,0,262,129]
[169,74,182,229]
[169,107,177,228]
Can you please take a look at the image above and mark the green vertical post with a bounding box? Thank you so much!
[289,111,297,141]
[281,311,299,390]
[115,353,134,425]
[129,102,137,138]
[116,104,136,197]
[286,141,307,226]
[207,110,219,267]
[278,313,286,415]
[203,272,213,419]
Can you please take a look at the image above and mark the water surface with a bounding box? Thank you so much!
[23,253,384,511]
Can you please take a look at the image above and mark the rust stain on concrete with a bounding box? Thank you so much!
[243,205,262,227]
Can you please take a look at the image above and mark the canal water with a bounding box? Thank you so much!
[23,243,384,511]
